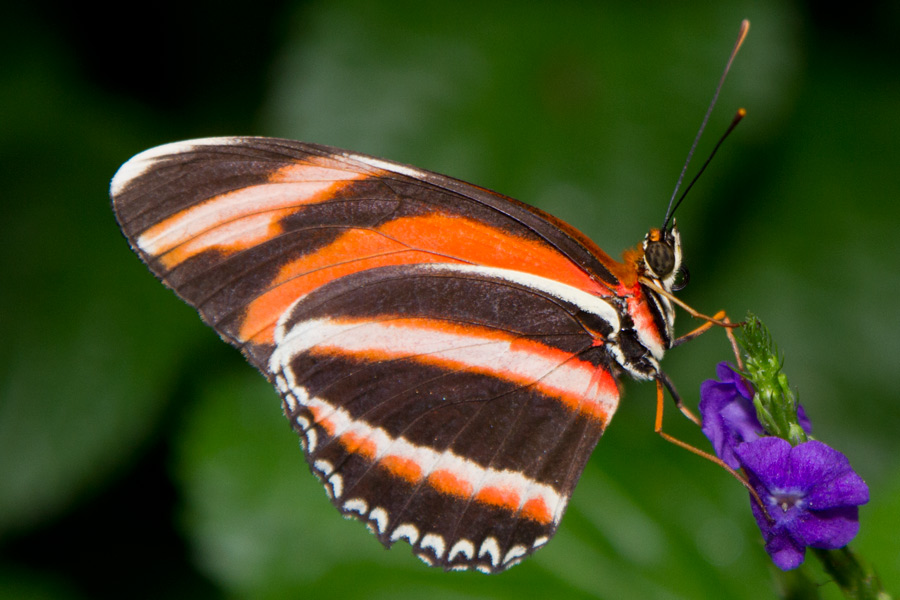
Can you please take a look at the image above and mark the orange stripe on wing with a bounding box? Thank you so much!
[268,159,372,184]
[239,247,458,345]
[137,160,368,269]
[379,455,423,484]
[521,497,552,523]
[377,214,606,294]
[292,393,564,525]
[476,486,520,512]
[309,405,336,436]
[299,317,617,423]
[427,469,474,498]
[239,213,610,345]
[338,431,378,460]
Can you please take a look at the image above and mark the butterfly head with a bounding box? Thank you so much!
[642,222,684,292]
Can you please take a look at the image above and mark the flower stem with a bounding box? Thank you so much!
[811,547,890,600]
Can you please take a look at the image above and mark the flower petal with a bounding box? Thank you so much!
[715,362,754,400]
[700,380,739,411]
[736,436,793,490]
[700,364,766,470]
[794,506,860,549]
[715,362,735,382]
[807,470,870,510]
[720,400,763,443]
[765,531,807,570]
[789,441,848,490]
[700,382,747,469]
[797,404,813,434]
[788,441,869,509]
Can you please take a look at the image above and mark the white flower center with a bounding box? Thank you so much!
[771,490,806,513]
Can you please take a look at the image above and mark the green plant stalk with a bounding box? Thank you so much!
[812,548,889,600]
[735,314,889,600]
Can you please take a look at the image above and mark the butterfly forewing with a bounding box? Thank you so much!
[110,136,631,572]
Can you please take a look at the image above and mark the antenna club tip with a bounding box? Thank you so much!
[735,20,750,48]
[737,107,747,117]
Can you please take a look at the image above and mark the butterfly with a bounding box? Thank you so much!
[109,18,748,577]
[110,136,698,572]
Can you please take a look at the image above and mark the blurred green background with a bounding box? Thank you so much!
[2,1,898,598]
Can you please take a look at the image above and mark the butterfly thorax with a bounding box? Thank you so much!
[604,225,682,380]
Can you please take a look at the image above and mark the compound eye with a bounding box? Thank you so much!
[645,240,675,278]
[672,265,690,291]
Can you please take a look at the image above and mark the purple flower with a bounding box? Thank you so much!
[736,437,869,570]
[699,362,811,469]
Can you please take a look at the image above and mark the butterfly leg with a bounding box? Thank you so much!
[672,309,744,369]
[640,278,739,329]
[672,309,724,346]
[653,373,765,510]
[655,370,701,427]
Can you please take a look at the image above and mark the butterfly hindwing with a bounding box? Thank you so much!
[270,262,619,571]
[110,136,628,571]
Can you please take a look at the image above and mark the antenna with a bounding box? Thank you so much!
[665,108,746,226]
[662,19,750,229]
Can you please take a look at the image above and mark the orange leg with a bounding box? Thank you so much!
[640,279,763,510]
[640,277,740,329]
[672,309,744,370]
[640,278,746,367]
[673,309,725,346]
[654,376,768,519]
